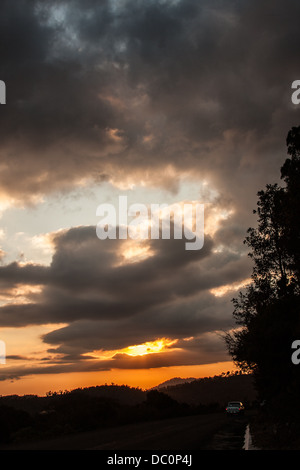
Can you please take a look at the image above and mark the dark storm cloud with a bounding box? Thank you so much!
[0,0,299,209]
[0,221,250,385]
[40,292,234,355]
[0,225,213,327]
[0,223,248,369]
[0,262,49,288]
[0,224,250,328]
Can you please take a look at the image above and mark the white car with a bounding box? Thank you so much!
[226,401,245,415]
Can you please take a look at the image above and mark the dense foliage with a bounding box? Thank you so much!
[226,126,300,420]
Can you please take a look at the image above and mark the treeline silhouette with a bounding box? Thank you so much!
[0,373,254,446]
[159,371,256,406]
[225,126,300,448]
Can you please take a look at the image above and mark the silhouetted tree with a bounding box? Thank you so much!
[226,126,300,412]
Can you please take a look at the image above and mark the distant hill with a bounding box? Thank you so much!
[151,377,196,390]
[69,384,146,406]
[155,373,257,407]
[0,384,146,415]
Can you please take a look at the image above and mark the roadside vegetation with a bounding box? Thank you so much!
[226,126,300,449]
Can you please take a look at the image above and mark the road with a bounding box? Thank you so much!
[1,412,249,450]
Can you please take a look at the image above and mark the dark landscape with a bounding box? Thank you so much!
[0,372,256,449]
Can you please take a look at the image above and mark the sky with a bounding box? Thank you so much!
[0,0,300,395]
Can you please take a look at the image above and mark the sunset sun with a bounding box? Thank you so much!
[122,338,178,357]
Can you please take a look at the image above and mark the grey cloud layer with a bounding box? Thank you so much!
[1,0,299,209]
[0,224,250,379]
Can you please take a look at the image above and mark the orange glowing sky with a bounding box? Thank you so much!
[0,361,236,397]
